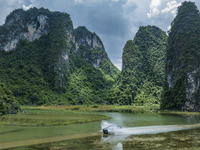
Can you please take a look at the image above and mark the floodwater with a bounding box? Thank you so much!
[1,112,200,149]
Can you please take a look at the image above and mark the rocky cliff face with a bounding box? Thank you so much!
[75,26,104,51]
[0,9,49,51]
[162,1,200,111]
[75,26,106,68]
[75,26,119,80]
[0,8,119,105]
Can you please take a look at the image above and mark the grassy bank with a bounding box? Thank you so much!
[42,104,160,113]
[160,110,200,116]
[0,105,160,127]
[0,106,110,127]
[1,105,200,149]
[10,128,200,150]
[1,105,200,127]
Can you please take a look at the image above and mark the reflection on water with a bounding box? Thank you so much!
[101,134,127,150]
[99,112,200,150]
[101,112,200,127]
[3,112,200,150]
[15,128,200,150]
[101,120,200,135]
[101,120,200,150]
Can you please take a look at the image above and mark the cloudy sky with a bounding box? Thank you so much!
[0,0,200,70]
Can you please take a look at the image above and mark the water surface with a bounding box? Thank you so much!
[1,112,200,149]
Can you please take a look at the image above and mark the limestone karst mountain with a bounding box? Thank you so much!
[0,7,119,106]
[161,1,200,111]
[108,25,167,105]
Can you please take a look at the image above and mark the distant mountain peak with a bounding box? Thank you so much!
[0,8,51,51]
[112,25,167,105]
[75,26,104,50]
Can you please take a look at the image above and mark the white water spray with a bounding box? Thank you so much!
[101,120,200,135]
[101,120,200,150]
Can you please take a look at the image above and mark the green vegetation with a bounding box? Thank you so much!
[0,8,119,108]
[108,26,167,106]
[44,105,160,113]
[0,106,110,126]
[12,128,200,150]
[1,105,200,149]
[1,3,200,111]
[75,26,120,81]
[2,105,200,127]
[161,1,200,110]
[0,81,20,114]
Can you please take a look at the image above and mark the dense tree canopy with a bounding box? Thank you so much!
[0,81,20,114]
[0,8,119,107]
[108,26,167,105]
[161,1,200,111]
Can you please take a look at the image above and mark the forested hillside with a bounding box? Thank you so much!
[0,8,119,108]
[1,2,199,112]
[108,26,167,105]
[161,1,200,111]
[0,81,20,114]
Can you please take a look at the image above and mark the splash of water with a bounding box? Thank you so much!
[101,121,200,150]
[101,120,200,150]
[101,120,200,135]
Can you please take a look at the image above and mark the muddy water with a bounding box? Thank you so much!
[1,112,200,150]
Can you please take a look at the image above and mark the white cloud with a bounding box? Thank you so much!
[122,0,151,35]
[1,0,200,68]
[74,0,83,3]
[161,0,181,16]
[167,25,171,32]
[146,0,187,32]
[151,0,161,7]
[0,0,22,24]
[112,0,120,2]
[23,4,33,10]
[147,0,183,18]
[147,0,161,18]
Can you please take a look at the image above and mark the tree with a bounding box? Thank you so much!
[0,82,20,114]
[161,1,200,111]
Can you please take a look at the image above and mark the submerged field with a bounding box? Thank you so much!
[0,106,110,149]
[0,106,110,127]
[0,104,159,127]
[1,105,200,149]
[10,128,200,150]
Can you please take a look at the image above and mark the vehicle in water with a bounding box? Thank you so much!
[103,124,122,134]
